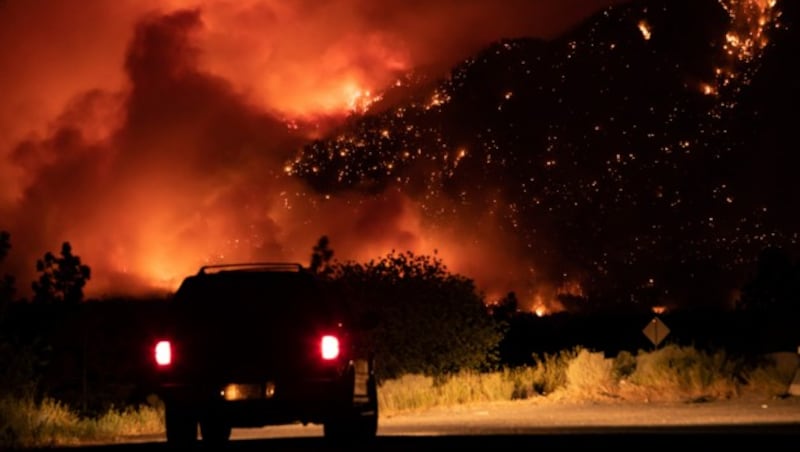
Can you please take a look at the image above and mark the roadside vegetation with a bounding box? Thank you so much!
[378,345,795,415]
[1,344,793,448]
[0,396,163,448]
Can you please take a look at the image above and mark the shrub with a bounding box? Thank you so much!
[529,347,580,395]
[331,250,503,380]
[626,344,741,401]
[565,349,617,399]
[613,350,637,379]
[739,352,797,397]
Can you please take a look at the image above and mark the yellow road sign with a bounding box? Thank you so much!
[642,316,670,347]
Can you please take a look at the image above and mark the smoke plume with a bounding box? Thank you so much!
[0,0,620,299]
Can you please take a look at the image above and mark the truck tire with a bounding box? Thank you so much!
[323,375,378,442]
[164,402,198,447]
[200,415,232,446]
[359,374,379,437]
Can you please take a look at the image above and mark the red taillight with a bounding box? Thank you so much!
[321,335,340,360]
[155,340,172,366]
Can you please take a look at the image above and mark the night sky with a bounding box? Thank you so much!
[0,0,796,312]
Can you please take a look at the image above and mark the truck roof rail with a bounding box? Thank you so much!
[197,262,305,275]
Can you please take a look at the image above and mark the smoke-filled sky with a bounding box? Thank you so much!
[281,0,794,314]
[0,0,624,299]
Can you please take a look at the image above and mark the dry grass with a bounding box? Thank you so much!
[0,396,82,447]
[1,345,792,448]
[618,345,741,401]
[0,396,164,449]
[378,371,517,414]
[379,345,794,415]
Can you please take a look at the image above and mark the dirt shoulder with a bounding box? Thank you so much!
[380,395,800,428]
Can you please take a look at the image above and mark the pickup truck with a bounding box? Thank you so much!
[151,263,378,447]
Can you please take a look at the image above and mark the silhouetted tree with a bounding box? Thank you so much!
[330,249,502,380]
[309,235,334,277]
[32,242,91,304]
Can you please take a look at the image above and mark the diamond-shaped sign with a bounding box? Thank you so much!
[642,316,670,347]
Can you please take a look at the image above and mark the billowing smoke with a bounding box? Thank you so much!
[0,0,620,299]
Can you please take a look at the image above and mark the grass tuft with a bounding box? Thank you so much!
[564,349,617,399]
[0,396,82,448]
[621,345,741,401]
[0,396,165,449]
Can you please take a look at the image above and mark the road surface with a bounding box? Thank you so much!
[22,397,800,451]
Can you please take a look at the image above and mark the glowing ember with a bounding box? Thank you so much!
[426,90,450,110]
[701,83,717,96]
[637,20,652,40]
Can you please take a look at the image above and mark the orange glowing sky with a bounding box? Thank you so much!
[0,0,623,300]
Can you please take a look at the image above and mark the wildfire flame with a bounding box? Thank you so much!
[719,0,778,64]
[0,0,781,303]
[524,279,585,316]
[638,20,652,40]
[705,0,781,100]
[533,304,548,317]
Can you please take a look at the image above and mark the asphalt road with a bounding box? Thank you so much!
[19,397,800,451]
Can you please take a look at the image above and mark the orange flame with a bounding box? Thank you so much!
[0,0,668,301]
[708,0,780,100]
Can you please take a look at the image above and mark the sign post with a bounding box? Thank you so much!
[642,316,670,349]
